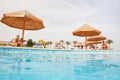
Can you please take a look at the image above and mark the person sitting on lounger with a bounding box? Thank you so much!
[19,38,26,47]
[101,41,108,50]
[12,35,20,47]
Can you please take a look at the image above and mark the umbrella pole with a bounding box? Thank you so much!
[22,21,25,40]
[95,41,97,50]
[95,43,97,50]
[85,37,87,50]
[22,29,24,39]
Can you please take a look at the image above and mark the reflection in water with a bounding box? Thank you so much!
[74,60,104,75]
[73,60,120,80]
[0,54,23,80]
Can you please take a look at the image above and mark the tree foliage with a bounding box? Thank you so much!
[39,39,46,48]
[26,39,35,47]
[106,39,113,44]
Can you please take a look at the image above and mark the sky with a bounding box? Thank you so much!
[0,0,120,50]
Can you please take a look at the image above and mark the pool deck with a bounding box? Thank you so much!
[0,46,118,52]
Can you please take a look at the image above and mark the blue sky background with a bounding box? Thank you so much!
[0,0,120,49]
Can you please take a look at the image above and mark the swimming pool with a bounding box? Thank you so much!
[0,47,120,80]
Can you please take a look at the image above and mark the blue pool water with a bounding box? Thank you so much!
[0,47,120,80]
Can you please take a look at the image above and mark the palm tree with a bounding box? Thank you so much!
[73,40,78,47]
[49,41,53,48]
[65,41,71,49]
[46,42,49,48]
[106,39,113,50]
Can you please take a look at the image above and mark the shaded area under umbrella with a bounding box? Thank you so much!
[86,41,102,49]
[1,10,45,39]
